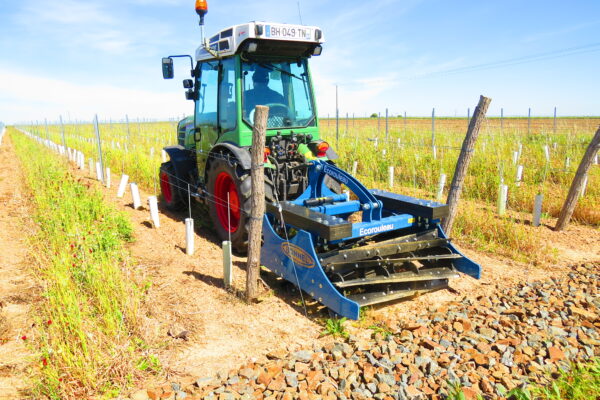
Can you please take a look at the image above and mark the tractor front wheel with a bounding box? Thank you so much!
[206,156,251,253]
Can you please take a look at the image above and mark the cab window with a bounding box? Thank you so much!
[196,61,218,130]
[218,58,237,133]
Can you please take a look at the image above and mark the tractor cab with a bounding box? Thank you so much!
[194,22,324,133]
[163,22,328,190]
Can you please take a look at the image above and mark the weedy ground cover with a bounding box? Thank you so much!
[23,116,599,265]
[322,117,599,225]
[320,317,349,338]
[506,358,600,400]
[11,129,156,399]
[445,358,600,400]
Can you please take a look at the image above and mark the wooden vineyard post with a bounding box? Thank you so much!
[442,95,491,235]
[555,126,600,231]
[246,105,269,301]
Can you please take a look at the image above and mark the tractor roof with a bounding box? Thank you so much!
[195,21,324,62]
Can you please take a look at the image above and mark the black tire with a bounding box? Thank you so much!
[159,162,187,211]
[206,153,276,254]
[206,156,252,253]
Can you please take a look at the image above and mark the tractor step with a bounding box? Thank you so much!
[346,280,449,307]
[333,267,459,288]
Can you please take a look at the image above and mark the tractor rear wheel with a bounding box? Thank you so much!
[159,162,187,211]
[206,156,252,253]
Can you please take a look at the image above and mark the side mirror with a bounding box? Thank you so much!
[162,57,174,79]
[183,79,193,89]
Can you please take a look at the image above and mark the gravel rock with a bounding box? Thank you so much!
[131,263,598,399]
[130,390,150,400]
[293,350,312,362]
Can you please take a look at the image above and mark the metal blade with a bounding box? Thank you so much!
[321,237,449,265]
[334,267,459,288]
[326,253,462,274]
[318,229,439,260]
[346,280,449,307]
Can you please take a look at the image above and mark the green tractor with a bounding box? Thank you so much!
[160,20,332,252]
[161,5,481,320]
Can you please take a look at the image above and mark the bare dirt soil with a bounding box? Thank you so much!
[93,173,323,381]
[1,132,599,397]
[0,135,39,399]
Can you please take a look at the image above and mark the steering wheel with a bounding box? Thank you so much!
[264,103,290,116]
[249,103,292,127]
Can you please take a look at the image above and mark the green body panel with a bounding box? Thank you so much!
[184,123,195,149]
[184,54,321,182]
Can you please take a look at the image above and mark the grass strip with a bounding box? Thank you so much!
[507,358,600,400]
[11,129,153,399]
[447,358,600,400]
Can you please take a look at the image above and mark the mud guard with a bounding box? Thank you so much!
[163,145,196,195]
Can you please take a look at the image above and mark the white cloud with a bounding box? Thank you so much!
[0,69,190,123]
[79,30,134,54]
[13,0,172,55]
[16,0,115,26]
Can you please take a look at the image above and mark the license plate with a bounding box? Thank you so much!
[265,24,312,41]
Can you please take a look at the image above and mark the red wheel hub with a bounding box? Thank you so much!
[214,172,240,233]
[160,172,173,203]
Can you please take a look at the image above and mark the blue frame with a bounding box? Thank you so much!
[260,160,481,319]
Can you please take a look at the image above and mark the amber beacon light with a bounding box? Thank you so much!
[195,0,208,25]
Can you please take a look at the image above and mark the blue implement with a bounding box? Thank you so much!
[260,160,481,319]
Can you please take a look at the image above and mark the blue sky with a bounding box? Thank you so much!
[1,0,599,124]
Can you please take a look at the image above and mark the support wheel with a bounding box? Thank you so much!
[159,162,187,211]
[207,156,252,253]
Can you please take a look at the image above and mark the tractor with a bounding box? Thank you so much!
[159,2,480,319]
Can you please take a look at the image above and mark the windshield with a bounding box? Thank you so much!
[242,59,316,129]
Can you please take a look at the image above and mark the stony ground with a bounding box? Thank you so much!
[127,262,599,400]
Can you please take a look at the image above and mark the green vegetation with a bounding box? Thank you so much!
[507,359,600,400]
[445,359,600,400]
[452,201,558,265]
[367,322,394,339]
[321,317,349,338]
[11,129,154,399]
[19,116,600,265]
[321,116,599,264]
[446,380,475,400]
[322,117,599,226]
